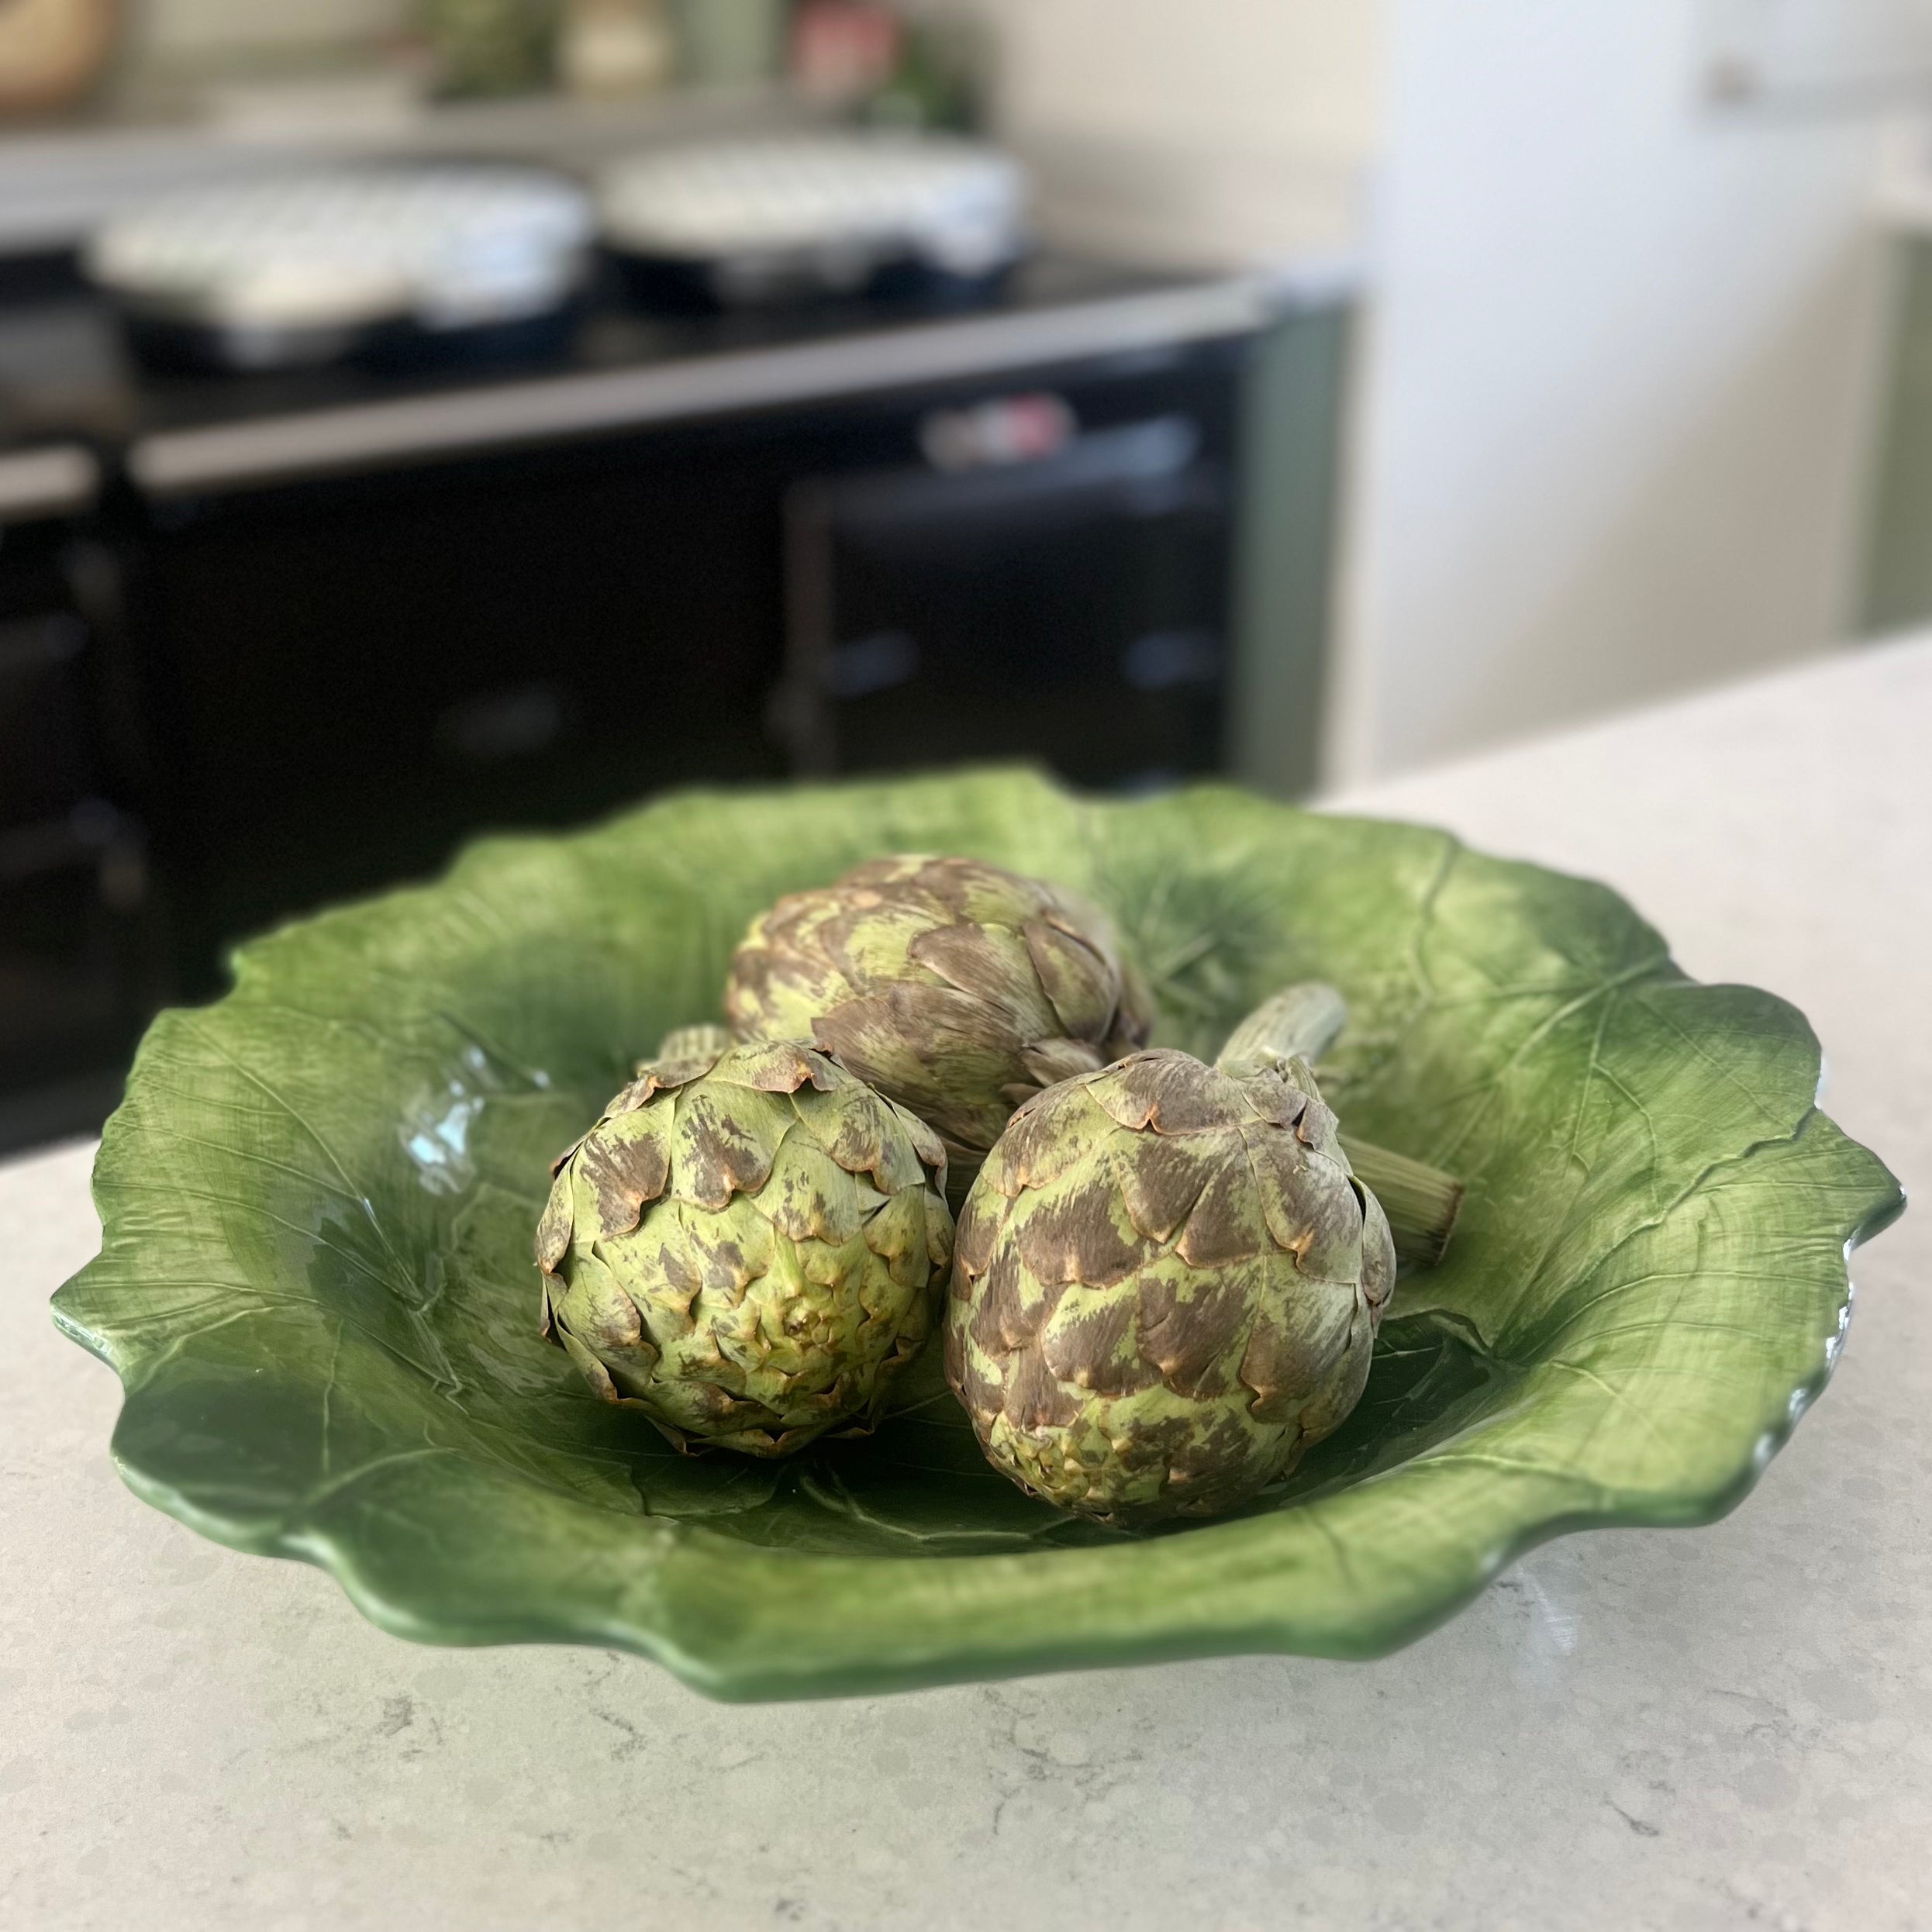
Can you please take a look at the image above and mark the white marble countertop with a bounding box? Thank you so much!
[4,640,1927,1931]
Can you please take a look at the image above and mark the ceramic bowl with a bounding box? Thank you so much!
[53,771,1903,1699]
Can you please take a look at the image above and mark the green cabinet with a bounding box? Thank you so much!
[1229,298,1354,798]
[1864,238,1932,635]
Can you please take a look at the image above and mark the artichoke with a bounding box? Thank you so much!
[724,854,1154,1200]
[944,991,1396,1527]
[536,1030,953,1456]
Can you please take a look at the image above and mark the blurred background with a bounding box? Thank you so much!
[2,0,1929,1151]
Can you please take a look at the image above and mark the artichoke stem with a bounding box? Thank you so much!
[1216,983,1348,1070]
[656,1023,731,1064]
[1340,1135,1465,1270]
[1217,983,1462,1267]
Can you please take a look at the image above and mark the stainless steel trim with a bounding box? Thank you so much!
[128,280,1271,496]
[0,446,99,520]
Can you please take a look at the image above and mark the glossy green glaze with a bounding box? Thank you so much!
[51,771,1903,1699]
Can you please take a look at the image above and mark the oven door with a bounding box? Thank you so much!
[109,430,791,989]
[0,548,160,1147]
[778,411,1233,789]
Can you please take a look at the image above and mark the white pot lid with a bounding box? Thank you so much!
[598,134,1027,277]
[85,166,595,333]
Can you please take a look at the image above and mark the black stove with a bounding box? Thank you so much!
[0,242,1286,1151]
[0,250,1253,464]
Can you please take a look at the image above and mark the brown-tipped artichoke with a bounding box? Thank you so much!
[944,1041,1395,1527]
[536,1034,953,1457]
[723,854,1154,1199]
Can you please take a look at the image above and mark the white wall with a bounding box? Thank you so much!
[916,0,1382,265]
[1333,2,1889,780]
[959,0,1380,160]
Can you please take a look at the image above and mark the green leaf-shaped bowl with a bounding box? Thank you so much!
[51,771,1903,1699]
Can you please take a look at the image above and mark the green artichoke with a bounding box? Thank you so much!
[723,854,1154,1200]
[537,1031,954,1456]
[944,1006,1396,1527]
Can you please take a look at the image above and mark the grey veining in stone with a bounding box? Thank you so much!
[3,638,1927,1930]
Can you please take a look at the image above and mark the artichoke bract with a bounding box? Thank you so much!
[723,854,1154,1199]
[537,1033,953,1457]
[944,1037,1395,1527]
